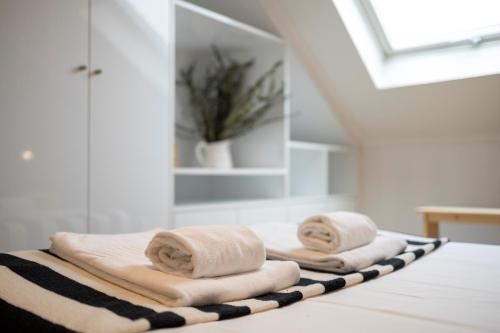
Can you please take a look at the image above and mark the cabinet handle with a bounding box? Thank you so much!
[73,65,87,73]
[91,69,103,76]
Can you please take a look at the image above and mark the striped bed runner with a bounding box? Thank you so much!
[0,237,447,333]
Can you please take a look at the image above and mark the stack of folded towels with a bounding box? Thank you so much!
[250,211,407,273]
[49,211,406,308]
[50,225,301,307]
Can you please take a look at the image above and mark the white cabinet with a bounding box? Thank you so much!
[89,0,172,233]
[0,0,89,251]
[238,206,287,225]
[175,209,238,228]
[0,0,173,250]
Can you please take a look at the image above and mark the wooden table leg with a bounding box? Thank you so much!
[424,214,439,238]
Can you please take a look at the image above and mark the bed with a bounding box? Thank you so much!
[0,235,500,333]
[164,241,500,333]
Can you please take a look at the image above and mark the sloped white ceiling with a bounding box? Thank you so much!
[188,0,500,145]
[262,0,500,144]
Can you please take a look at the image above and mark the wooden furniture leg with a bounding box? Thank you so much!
[424,214,439,238]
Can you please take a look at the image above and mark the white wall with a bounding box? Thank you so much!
[362,138,500,244]
[289,51,349,144]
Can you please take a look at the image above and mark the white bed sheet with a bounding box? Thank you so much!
[158,242,500,333]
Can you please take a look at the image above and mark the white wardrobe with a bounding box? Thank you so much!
[0,0,173,251]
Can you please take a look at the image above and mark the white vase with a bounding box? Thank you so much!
[195,140,233,168]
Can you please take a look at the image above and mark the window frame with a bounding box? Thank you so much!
[360,0,500,56]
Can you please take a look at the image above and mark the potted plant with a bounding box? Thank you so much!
[177,46,284,168]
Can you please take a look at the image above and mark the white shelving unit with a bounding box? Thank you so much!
[174,0,289,206]
[288,140,349,152]
[172,0,357,227]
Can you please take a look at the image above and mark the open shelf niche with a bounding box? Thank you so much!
[288,141,356,199]
[174,0,289,205]
[285,141,357,223]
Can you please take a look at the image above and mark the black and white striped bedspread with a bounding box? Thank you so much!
[0,237,447,333]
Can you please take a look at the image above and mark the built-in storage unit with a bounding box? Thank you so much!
[0,0,173,251]
[171,0,357,227]
[0,0,357,252]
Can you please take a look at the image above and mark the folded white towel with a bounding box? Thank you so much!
[251,223,407,273]
[50,230,300,307]
[145,225,265,278]
[298,211,377,253]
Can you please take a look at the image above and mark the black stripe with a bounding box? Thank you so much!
[145,311,186,328]
[195,304,251,320]
[255,290,303,307]
[41,249,62,259]
[320,277,346,292]
[296,277,323,286]
[360,270,379,281]
[377,258,405,271]
[0,253,186,329]
[301,266,353,275]
[433,239,442,249]
[0,298,77,333]
[412,248,425,259]
[406,240,430,246]
[294,277,346,293]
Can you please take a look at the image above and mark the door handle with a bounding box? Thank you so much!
[91,69,103,76]
[73,65,87,73]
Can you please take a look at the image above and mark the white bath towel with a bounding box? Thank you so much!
[145,225,265,278]
[50,230,300,307]
[298,211,377,253]
[250,223,407,273]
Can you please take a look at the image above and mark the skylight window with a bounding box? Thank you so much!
[363,0,500,54]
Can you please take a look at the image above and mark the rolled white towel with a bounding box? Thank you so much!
[298,211,377,253]
[145,224,265,278]
[251,223,407,273]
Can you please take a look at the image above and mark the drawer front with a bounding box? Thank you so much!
[174,209,238,228]
[238,206,288,225]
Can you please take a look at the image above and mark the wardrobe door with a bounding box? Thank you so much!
[0,0,89,251]
[89,0,172,233]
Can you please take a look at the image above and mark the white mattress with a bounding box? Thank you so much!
[159,242,500,333]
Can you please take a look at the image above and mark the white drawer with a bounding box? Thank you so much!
[238,206,287,225]
[174,209,238,228]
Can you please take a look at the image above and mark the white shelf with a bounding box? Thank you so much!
[174,194,356,212]
[175,168,287,176]
[288,140,349,152]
